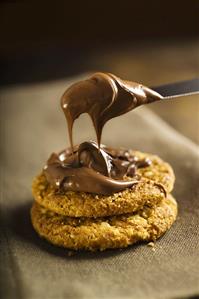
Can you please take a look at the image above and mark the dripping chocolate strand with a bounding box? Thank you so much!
[61,72,163,149]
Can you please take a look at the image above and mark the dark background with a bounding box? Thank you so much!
[0,0,198,86]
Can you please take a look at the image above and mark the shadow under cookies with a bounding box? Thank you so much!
[7,200,143,260]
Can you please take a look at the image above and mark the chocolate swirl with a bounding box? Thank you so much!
[44,141,151,195]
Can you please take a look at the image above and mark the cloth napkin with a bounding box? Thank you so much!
[0,74,199,299]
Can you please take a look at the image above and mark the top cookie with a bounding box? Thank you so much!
[32,151,175,218]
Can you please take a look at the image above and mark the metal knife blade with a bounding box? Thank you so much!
[151,78,199,99]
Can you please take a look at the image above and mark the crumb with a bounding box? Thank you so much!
[147,241,155,247]
[148,242,156,251]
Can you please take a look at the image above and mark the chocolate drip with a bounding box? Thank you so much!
[61,72,163,149]
[44,142,151,195]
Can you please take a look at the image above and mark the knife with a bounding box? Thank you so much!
[151,78,199,99]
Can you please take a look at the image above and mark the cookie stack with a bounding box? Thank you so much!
[31,151,177,251]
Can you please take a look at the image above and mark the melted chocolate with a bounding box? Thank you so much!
[61,72,163,149]
[44,72,163,195]
[44,142,151,195]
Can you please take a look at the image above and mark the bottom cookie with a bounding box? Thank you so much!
[31,195,177,251]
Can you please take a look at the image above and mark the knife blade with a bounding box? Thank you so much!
[151,78,199,99]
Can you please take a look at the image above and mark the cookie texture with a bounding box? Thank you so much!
[31,195,177,251]
[133,151,175,193]
[32,151,175,218]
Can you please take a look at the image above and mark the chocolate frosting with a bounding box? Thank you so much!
[44,72,163,195]
[44,141,151,195]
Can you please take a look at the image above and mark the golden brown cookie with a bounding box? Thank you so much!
[31,195,177,251]
[32,151,175,218]
[134,151,175,193]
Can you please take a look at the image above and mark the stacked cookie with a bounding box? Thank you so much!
[31,151,177,251]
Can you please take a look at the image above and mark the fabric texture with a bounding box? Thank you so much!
[0,75,199,299]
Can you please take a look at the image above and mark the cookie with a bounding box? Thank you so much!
[31,195,177,251]
[32,151,175,218]
[134,151,175,193]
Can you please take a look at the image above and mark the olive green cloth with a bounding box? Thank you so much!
[0,75,199,299]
